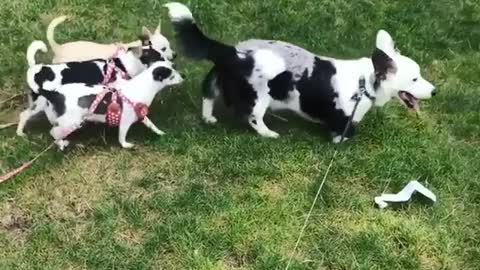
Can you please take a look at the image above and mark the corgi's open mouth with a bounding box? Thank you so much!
[399,91,420,112]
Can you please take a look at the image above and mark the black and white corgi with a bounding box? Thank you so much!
[165,2,436,142]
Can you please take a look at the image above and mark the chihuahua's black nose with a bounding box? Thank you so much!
[180,73,186,78]
[432,89,437,96]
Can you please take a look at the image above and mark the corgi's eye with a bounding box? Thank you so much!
[413,78,418,82]
[161,47,167,52]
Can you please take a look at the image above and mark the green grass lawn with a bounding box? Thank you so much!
[1,0,480,269]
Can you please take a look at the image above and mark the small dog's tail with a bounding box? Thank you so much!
[47,16,67,51]
[164,2,238,67]
[27,41,48,93]
[27,40,48,66]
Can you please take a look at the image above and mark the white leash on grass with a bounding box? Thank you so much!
[285,76,368,270]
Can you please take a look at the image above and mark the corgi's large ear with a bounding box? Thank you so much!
[142,26,152,38]
[154,20,161,34]
[376,30,396,58]
[372,48,397,82]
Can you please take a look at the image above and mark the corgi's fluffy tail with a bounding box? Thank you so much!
[164,2,238,67]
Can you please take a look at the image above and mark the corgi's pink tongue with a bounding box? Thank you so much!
[399,91,420,112]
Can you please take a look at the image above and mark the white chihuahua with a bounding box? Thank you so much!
[47,16,176,63]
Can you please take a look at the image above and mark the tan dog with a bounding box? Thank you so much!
[47,16,175,64]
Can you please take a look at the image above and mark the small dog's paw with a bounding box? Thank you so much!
[56,140,70,151]
[203,116,217,125]
[121,142,135,149]
[16,130,26,137]
[260,130,280,139]
[332,136,349,144]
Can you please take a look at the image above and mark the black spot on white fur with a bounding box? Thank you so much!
[152,66,172,81]
[61,61,106,85]
[268,71,294,100]
[134,38,165,65]
[202,64,257,117]
[34,67,55,89]
[372,48,396,88]
[296,57,354,137]
[39,89,66,116]
[77,94,95,109]
[212,55,258,116]
[140,47,165,66]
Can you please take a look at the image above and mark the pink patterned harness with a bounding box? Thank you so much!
[59,48,149,138]
[88,86,149,127]
[102,48,131,84]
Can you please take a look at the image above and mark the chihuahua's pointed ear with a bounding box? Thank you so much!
[154,20,161,34]
[376,30,396,58]
[139,34,151,46]
[142,26,152,38]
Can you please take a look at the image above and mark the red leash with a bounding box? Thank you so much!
[0,143,55,184]
[1,48,141,184]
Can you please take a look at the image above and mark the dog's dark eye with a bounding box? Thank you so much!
[413,78,418,82]
[161,47,167,52]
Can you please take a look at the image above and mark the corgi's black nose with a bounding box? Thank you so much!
[180,72,186,78]
[432,90,437,96]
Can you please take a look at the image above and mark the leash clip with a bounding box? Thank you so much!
[351,76,375,102]
[351,76,367,102]
[358,76,366,93]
